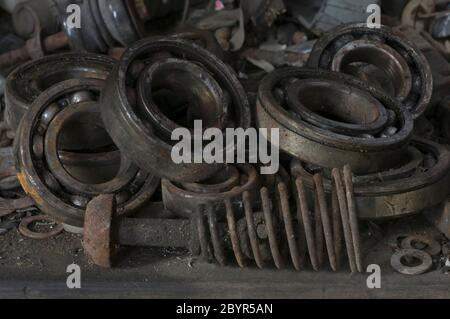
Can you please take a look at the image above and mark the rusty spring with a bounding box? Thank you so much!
[195,165,363,272]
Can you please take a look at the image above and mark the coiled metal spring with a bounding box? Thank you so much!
[195,165,363,272]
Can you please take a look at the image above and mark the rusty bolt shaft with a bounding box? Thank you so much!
[0,31,69,69]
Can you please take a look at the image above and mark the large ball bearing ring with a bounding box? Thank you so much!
[291,138,450,219]
[101,37,251,183]
[14,78,160,227]
[257,68,414,174]
[5,52,116,131]
[308,23,433,118]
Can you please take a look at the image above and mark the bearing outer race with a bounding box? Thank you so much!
[101,38,251,183]
[257,68,413,174]
[291,138,450,219]
[5,53,116,131]
[14,78,160,227]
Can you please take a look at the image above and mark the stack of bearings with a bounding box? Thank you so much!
[258,24,449,220]
[6,23,450,272]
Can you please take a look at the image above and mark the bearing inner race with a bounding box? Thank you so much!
[331,40,413,101]
[44,101,138,196]
[137,58,229,139]
[286,78,389,136]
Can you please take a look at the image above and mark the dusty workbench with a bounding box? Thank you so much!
[0,212,448,299]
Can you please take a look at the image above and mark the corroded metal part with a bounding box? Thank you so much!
[308,23,433,118]
[291,138,450,219]
[83,195,197,268]
[285,78,389,136]
[83,194,116,268]
[14,78,160,227]
[5,52,116,131]
[162,165,259,218]
[401,235,441,257]
[19,215,64,240]
[391,249,433,275]
[101,37,251,182]
[257,68,413,174]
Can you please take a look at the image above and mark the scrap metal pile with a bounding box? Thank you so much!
[0,0,449,277]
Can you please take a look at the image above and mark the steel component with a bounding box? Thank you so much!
[0,31,69,70]
[101,37,251,183]
[5,52,115,131]
[83,195,198,268]
[162,165,260,218]
[391,249,433,275]
[291,138,450,219]
[194,166,363,272]
[308,23,433,118]
[257,68,413,174]
[14,78,160,227]
[401,235,441,256]
[18,215,64,240]
[285,79,389,136]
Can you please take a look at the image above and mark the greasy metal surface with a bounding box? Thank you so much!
[291,138,450,219]
[101,37,251,182]
[285,78,389,136]
[257,68,413,174]
[14,78,160,227]
[190,166,363,273]
[5,52,116,131]
[308,23,433,118]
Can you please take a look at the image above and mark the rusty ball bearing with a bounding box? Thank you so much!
[291,138,450,219]
[101,37,251,183]
[308,23,433,118]
[5,52,116,132]
[257,68,414,174]
[14,78,160,227]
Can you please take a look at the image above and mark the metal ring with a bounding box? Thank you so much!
[401,235,441,257]
[391,249,433,275]
[15,78,160,227]
[136,58,230,139]
[101,37,251,182]
[308,23,433,118]
[19,215,64,240]
[285,78,389,136]
[5,52,115,131]
[162,165,259,218]
[43,101,139,196]
[291,138,450,219]
[257,68,413,174]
